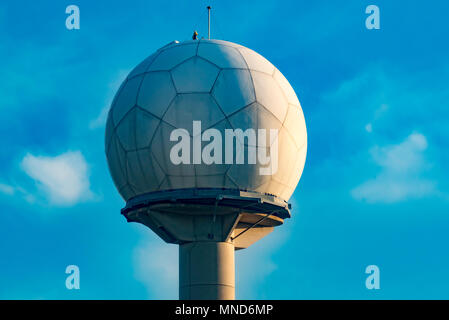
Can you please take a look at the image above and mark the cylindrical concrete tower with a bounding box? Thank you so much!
[105,39,307,299]
[180,241,235,299]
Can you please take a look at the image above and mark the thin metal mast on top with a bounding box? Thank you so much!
[207,6,211,39]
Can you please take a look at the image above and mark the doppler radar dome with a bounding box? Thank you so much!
[105,38,307,300]
[105,39,307,202]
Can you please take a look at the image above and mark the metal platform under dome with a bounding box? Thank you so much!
[122,188,291,219]
[121,188,291,248]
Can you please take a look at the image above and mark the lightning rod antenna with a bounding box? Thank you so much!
[207,6,211,39]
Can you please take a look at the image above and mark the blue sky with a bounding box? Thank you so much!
[1,0,449,299]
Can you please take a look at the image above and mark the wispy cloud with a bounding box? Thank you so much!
[0,182,36,203]
[352,133,436,203]
[311,63,449,204]
[21,151,93,206]
[132,227,288,299]
[0,182,15,195]
[89,70,129,129]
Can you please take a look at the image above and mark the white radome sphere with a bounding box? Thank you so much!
[105,39,307,202]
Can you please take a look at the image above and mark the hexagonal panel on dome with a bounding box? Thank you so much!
[211,69,255,116]
[171,57,220,93]
[281,185,295,202]
[125,150,147,193]
[119,184,136,201]
[126,150,165,195]
[105,109,115,152]
[116,108,137,151]
[226,145,272,190]
[166,175,196,190]
[162,93,225,132]
[227,102,282,147]
[252,178,276,195]
[137,71,177,119]
[283,104,307,149]
[197,42,247,69]
[200,39,243,48]
[237,47,275,75]
[106,133,128,191]
[264,178,290,201]
[150,121,195,177]
[270,128,298,186]
[251,70,288,123]
[110,79,126,110]
[148,43,198,71]
[134,148,166,189]
[135,107,161,149]
[127,51,160,79]
[157,177,169,190]
[196,175,230,189]
[112,75,143,125]
[194,118,233,176]
[287,144,307,191]
[273,69,300,106]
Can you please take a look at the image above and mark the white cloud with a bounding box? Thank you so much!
[352,133,436,203]
[21,151,93,206]
[371,133,428,173]
[133,235,178,299]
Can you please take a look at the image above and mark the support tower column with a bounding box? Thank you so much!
[179,241,235,300]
